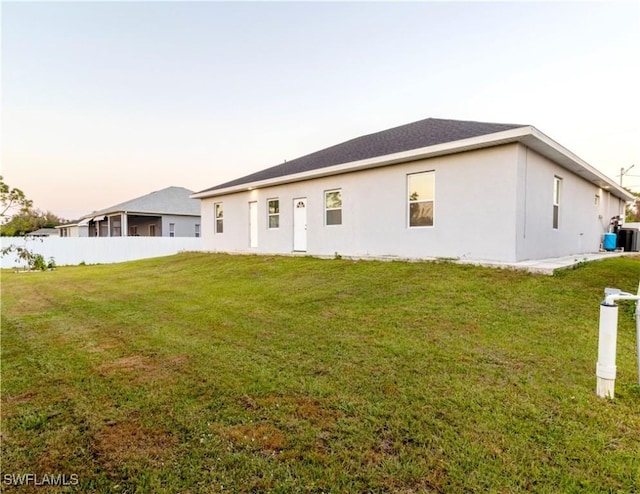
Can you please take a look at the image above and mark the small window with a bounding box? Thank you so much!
[169,223,175,237]
[195,224,200,238]
[268,199,279,229]
[111,217,122,237]
[325,190,342,226]
[553,177,561,229]
[149,224,156,236]
[408,171,434,227]
[215,203,224,234]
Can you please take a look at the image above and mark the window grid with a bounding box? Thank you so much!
[325,190,342,226]
[408,171,435,228]
[553,177,561,229]
[215,203,224,234]
[268,199,280,229]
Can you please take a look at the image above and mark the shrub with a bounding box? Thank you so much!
[30,253,47,271]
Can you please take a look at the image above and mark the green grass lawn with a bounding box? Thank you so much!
[2,253,640,493]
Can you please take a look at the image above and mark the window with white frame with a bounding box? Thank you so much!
[111,217,122,237]
[553,177,561,229]
[325,190,342,226]
[169,223,175,237]
[268,199,279,229]
[215,203,224,234]
[408,171,434,227]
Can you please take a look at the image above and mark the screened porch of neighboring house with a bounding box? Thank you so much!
[88,213,163,237]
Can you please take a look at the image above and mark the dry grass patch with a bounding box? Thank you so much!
[93,419,178,471]
[4,391,38,405]
[83,341,121,354]
[219,422,287,453]
[239,394,343,428]
[95,353,190,384]
[97,355,155,374]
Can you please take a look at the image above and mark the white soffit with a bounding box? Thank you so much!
[521,128,633,201]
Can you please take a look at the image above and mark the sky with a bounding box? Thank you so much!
[1,1,639,220]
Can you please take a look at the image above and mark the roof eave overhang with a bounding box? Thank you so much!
[122,211,199,217]
[521,127,634,201]
[192,126,634,202]
[79,210,199,220]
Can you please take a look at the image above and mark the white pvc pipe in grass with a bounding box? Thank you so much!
[637,292,640,387]
[596,284,640,399]
[596,303,618,398]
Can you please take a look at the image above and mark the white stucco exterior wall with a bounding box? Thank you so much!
[200,144,521,262]
[161,215,201,237]
[57,224,89,237]
[515,145,625,261]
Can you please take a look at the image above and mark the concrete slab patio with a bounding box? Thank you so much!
[458,251,639,275]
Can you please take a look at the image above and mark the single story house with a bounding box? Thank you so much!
[26,228,59,237]
[56,222,87,237]
[57,186,201,238]
[191,118,634,263]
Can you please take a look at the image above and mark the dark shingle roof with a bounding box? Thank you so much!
[198,117,526,194]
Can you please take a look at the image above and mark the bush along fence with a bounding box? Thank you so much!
[1,240,56,271]
[1,236,203,269]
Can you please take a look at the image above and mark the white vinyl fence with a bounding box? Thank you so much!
[1,237,203,269]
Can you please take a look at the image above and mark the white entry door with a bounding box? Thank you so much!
[293,198,307,252]
[249,201,258,248]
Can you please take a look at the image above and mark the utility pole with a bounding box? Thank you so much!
[620,164,635,187]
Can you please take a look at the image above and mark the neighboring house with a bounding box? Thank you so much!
[26,228,59,237]
[57,186,201,238]
[191,118,634,262]
[57,222,88,238]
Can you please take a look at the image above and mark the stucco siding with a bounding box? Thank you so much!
[515,145,624,261]
[201,144,520,262]
[161,215,201,237]
[126,217,161,237]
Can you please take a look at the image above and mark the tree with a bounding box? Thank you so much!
[0,208,65,236]
[0,177,58,269]
[0,177,66,236]
[625,189,640,222]
[0,176,33,222]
